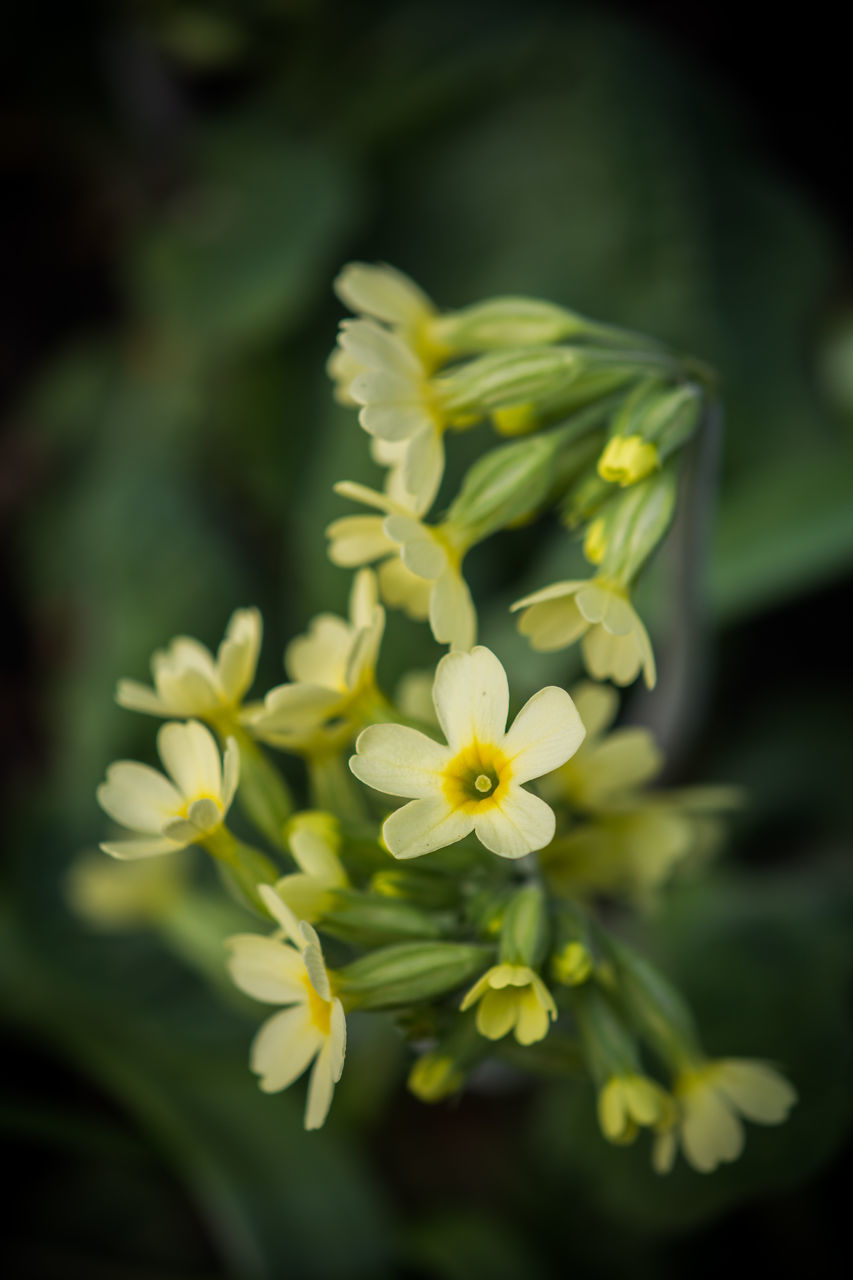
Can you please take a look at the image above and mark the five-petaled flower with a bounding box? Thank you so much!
[227,884,346,1130]
[97,720,239,859]
[460,963,557,1045]
[350,646,585,859]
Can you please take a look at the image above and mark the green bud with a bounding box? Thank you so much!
[408,1052,467,1102]
[316,889,445,947]
[641,384,702,459]
[603,937,701,1070]
[335,942,492,1011]
[499,884,549,968]
[598,468,677,581]
[561,465,614,527]
[370,868,458,910]
[431,297,586,352]
[433,347,580,417]
[551,901,596,986]
[572,983,641,1085]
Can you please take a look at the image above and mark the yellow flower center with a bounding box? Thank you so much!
[303,974,332,1035]
[443,741,510,813]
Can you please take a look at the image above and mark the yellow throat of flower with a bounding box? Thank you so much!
[442,741,511,813]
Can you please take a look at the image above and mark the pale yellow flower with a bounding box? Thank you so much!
[597,1073,675,1145]
[273,812,348,923]
[97,720,238,859]
[336,318,447,511]
[350,646,585,860]
[541,681,662,811]
[116,608,261,722]
[227,885,346,1130]
[244,569,384,753]
[652,1059,796,1174]
[327,482,476,649]
[460,963,557,1045]
[334,261,438,351]
[512,577,656,688]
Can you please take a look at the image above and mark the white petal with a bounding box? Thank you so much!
[575,584,636,635]
[433,646,508,751]
[382,796,474,859]
[217,607,262,700]
[681,1088,744,1173]
[429,569,477,650]
[360,401,435,442]
[250,683,344,735]
[332,481,397,514]
[345,607,385,691]
[100,836,180,859]
[157,720,222,801]
[378,557,432,618]
[115,679,169,716]
[503,686,586,783]
[97,762,182,834]
[402,426,445,515]
[515,596,588,651]
[251,1006,320,1093]
[289,828,341,879]
[714,1061,797,1124]
[350,724,449,798]
[326,516,395,567]
[257,884,304,947]
[349,568,379,628]
[338,318,422,377]
[581,627,642,686]
[304,1040,337,1130]
[510,580,589,610]
[473,787,556,858]
[285,614,353,688]
[226,933,306,1002]
[383,515,447,579]
[571,681,619,740]
[334,261,432,327]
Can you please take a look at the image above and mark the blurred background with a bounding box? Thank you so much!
[2,2,852,1276]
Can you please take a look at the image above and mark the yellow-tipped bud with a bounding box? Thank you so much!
[408,1053,466,1103]
[583,517,608,565]
[552,941,593,986]
[492,403,539,436]
[598,434,660,487]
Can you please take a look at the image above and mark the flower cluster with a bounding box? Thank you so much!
[88,264,794,1174]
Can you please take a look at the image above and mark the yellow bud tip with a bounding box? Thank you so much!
[598,434,660,486]
[492,403,539,436]
[552,941,592,986]
[583,518,608,566]
[474,773,493,793]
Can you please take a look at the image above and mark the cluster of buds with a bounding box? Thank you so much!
[87,265,795,1169]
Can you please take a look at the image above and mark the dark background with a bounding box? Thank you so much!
[2,3,852,1277]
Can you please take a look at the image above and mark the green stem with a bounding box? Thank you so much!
[201,827,280,914]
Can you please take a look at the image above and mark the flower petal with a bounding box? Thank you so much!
[285,614,353,688]
[503,685,586,783]
[350,724,449,798]
[383,515,447,579]
[304,1038,337,1130]
[378,557,432,618]
[251,1006,320,1093]
[714,1061,797,1124]
[335,262,433,328]
[115,679,169,716]
[681,1086,744,1173]
[326,516,395,567]
[429,569,477,651]
[515,595,589,651]
[217,607,262,702]
[100,836,180,859]
[97,762,182,834]
[474,787,556,858]
[402,425,445,515]
[157,720,222,801]
[475,988,519,1040]
[226,933,306,1002]
[382,796,474,859]
[433,646,509,751]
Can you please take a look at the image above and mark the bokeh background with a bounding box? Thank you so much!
[3,2,853,1276]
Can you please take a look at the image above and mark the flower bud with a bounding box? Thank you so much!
[316,889,445,947]
[598,434,660,486]
[335,942,492,1010]
[572,983,641,1084]
[499,884,549,968]
[603,937,701,1070]
[552,941,593,986]
[370,868,458,910]
[431,297,586,352]
[597,468,677,582]
[408,1052,467,1102]
[433,347,581,417]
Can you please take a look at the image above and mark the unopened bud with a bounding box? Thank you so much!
[335,941,492,1010]
[499,884,549,968]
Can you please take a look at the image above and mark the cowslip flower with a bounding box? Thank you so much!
[541,681,662,812]
[116,608,261,722]
[327,482,476,650]
[244,569,385,753]
[512,577,656,688]
[97,720,238,859]
[460,963,557,1045]
[227,885,346,1130]
[350,646,585,859]
[597,1073,676,1145]
[334,261,439,356]
[652,1059,797,1174]
[597,434,660,486]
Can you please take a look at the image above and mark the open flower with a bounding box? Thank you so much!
[512,577,656,688]
[97,720,238,858]
[244,569,385,753]
[327,483,476,649]
[652,1059,797,1174]
[334,261,438,348]
[598,1073,676,1145]
[116,608,261,722]
[460,963,557,1045]
[227,885,346,1130]
[350,646,585,859]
